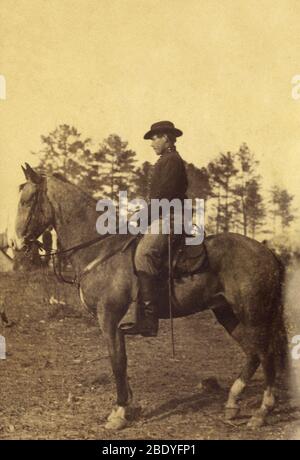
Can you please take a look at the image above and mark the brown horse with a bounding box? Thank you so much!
[14,164,287,430]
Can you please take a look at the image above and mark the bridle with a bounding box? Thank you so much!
[22,179,47,247]
[21,177,106,285]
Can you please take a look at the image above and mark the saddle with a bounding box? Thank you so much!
[122,234,209,279]
[170,236,209,278]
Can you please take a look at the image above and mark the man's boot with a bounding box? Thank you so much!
[120,272,159,337]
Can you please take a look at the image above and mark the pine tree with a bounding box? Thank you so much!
[33,124,105,197]
[97,134,137,201]
[245,179,265,238]
[207,152,238,233]
[134,161,153,200]
[269,187,295,233]
[231,143,264,236]
[185,162,211,200]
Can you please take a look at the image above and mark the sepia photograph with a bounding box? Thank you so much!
[1,0,300,442]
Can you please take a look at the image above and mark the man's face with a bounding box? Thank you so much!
[150,134,168,155]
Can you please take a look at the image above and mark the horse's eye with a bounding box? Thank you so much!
[21,194,35,206]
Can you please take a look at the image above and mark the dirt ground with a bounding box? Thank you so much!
[0,270,300,440]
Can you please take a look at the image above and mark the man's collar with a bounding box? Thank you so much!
[161,146,176,155]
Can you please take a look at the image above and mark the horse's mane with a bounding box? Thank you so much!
[19,171,97,204]
[52,172,70,183]
[51,173,97,203]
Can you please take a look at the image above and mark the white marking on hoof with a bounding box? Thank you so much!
[227,378,245,403]
[107,408,117,422]
[105,406,128,430]
[105,417,128,430]
[262,387,275,412]
[247,387,275,429]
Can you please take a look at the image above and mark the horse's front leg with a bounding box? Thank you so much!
[98,307,134,430]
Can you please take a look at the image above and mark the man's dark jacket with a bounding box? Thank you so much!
[150,149,188,201]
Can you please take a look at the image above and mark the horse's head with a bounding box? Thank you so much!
[14,163,53,250]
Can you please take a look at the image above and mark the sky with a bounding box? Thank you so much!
[1,0,300,238]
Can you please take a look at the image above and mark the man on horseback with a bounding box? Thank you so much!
[121,121,188,337]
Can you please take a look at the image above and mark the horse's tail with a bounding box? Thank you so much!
[270,255,289,380]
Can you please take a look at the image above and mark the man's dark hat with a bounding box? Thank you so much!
[144,121,183,140]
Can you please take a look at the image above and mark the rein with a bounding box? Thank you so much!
[23,177,108,286]
[29,232,125,286]
[37,235,106,286]
[40,235,105,258]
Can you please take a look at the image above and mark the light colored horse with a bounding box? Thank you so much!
[15,164,287,430]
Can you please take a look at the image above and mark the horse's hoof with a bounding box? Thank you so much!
[247,415,265,429]
[225,407,240,420]
[107,408,116,422]
[105,416,128,430]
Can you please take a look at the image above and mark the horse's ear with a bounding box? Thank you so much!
[21,164,28,180]
[24,163,43,184]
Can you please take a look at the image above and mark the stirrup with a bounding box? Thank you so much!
[119,319,158,337]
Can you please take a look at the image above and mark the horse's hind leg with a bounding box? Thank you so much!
[97,307,134,430]
[247,350,276,429]
[213,305,260,420]
[225,353,260,419]
[230,323,277,428]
